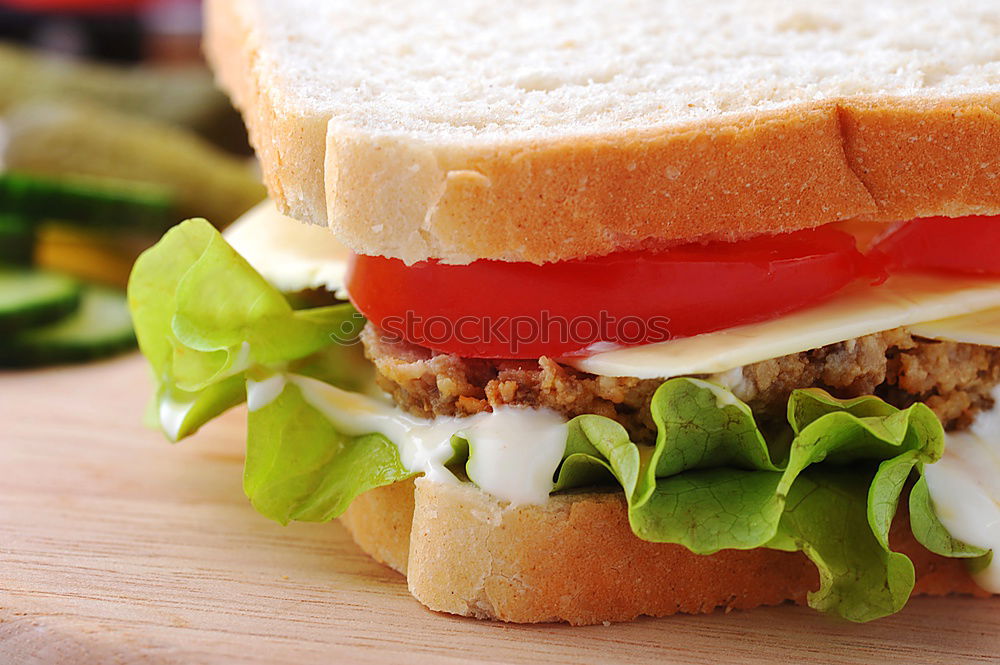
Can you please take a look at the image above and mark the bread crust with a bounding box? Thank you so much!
[204,5,1000,264]
[204,0,331,225]
[339,478,989,625]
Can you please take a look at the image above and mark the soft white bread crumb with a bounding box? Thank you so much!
[217,1,1000,138]
[206,0,1000,263]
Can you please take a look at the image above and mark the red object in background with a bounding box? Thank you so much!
[0,0,203,63]
[1,0,143,12]
[347,227,871,358]
[0,0,145,61]
[874,215,1000,276]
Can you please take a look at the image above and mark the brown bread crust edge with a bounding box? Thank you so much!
[339,478,990,625]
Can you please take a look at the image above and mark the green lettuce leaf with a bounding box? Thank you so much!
[127,219,400,520]
[127,218,363,436]
[555,378,946,622]
[245,379,411,523]
[908,475,991,566]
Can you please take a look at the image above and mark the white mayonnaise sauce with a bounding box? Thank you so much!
[283,374,568,505]
[158,342,252,440]
[246,374,288,412]
[158,389,196,442]
[227,341,252,376]
[462,407,568,505]
[707,366,752,401]
[924,386,1000,592]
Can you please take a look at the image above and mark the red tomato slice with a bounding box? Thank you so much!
[347,227,871,358]
[873,216,1000,275]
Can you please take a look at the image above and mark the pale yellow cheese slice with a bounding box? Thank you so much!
[566,274,1000,379]
[224,199,350,294]
[909,307,1000,347]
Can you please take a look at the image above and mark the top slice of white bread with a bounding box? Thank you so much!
[205,0,1000,264]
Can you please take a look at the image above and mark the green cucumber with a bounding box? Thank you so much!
[0,285,135,367]
[4,101,266,225]
[0,214,36,265]
[0,269,81,333]
[0,172,174,233]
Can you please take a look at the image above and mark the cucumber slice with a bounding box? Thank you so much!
[0,172,174,233]
[0,285,135,367]
[0,214,36,265]
[4,101,266,226]
[0,269,81,333]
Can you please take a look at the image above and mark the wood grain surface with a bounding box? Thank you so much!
[1,354,998,665]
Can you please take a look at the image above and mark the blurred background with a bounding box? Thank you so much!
[0,0,267,368]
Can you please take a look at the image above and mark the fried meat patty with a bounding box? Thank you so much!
[360,324,1000,441]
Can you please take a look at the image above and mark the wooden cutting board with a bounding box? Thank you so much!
[2,355,998,665]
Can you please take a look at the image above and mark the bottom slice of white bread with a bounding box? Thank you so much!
[339,478,989,625]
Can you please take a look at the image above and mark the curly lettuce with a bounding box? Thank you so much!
[128,219,408,519]
[127,219,989,623]
[555,381,945,621]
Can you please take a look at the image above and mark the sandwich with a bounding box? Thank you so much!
[127,0,1000,624]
